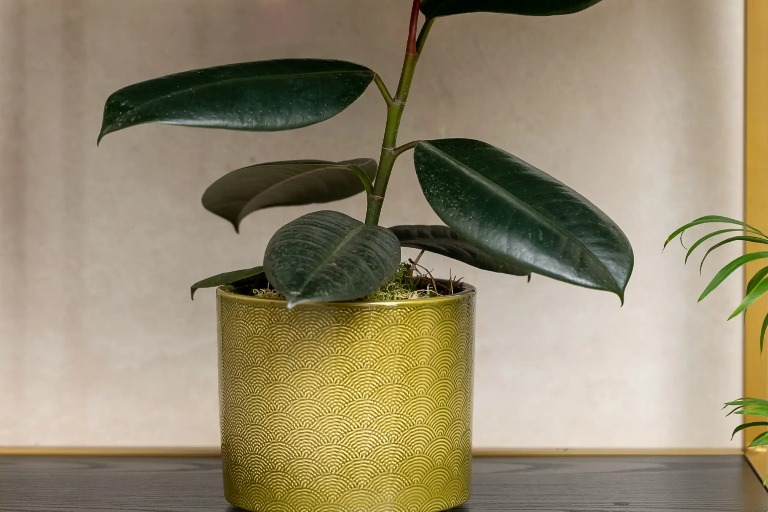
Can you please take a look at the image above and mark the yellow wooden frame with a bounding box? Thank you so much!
[744,0,768,482]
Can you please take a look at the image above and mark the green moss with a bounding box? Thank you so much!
[362,262,440,301]
[251,262,443,302]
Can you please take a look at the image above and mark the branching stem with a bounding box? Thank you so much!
[347,164,373,195]
[393,140,419,158]
[372,73,394,107]
[365,0,432,226]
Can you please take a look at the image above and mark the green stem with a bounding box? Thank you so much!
[346,164,373,195]
[365,53,419,226]
[365,0,429,226]
[416,18,435,54]
[393,140,419,158]
[372,73,394,107]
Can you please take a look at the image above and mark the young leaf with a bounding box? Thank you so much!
[202,159,377,232]
[414,139,633,301]
[190,266,264,299]
[264,210,401,308]
[664,215,766,249]
[99,59,374,141]
[419,0,602,18]
[389,224,530,277]
[698,252,768,302]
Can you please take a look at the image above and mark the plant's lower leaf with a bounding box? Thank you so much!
[190,266,264,299]
[99,59,374,141]
[264,210,400,308]
[419,0,601,18]
[414,138,633,301]
[698,252,768,302]
[389,224,530,277]
[664,215,766,248]
[202,159,377,232]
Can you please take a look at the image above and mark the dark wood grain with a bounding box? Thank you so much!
[0,456,765,512]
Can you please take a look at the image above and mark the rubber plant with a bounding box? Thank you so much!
[666,215,768,447]
[98,0,633,308]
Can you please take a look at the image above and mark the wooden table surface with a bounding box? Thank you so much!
[0,455,766,511]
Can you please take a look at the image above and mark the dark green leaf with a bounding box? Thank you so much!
[264,210,400,308]
[202,159,377,232]
[190,266,264,299]
[389,224,530,277]
[414,138,633,301]
[731,421,768,440]
[664,215,766,249]
[419,0,601,17]
[99,59,374,141]
[761,313,768,353]
[698,252,768,302]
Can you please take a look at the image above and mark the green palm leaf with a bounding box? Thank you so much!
[699,236,768,273]
[664,215,766,249]
[698,252,768,302]
[729,276,768,320]
[685,228,763,264]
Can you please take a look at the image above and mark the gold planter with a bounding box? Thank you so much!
[216,283,476,512]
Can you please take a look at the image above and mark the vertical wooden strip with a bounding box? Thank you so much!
[744,0,768,480]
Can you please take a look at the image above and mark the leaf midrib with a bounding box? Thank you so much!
[293,222,368,297]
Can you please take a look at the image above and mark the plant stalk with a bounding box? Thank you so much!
[365,0,424,226]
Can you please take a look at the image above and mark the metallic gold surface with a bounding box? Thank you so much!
[216,286,476,512]
[745,1,768,486]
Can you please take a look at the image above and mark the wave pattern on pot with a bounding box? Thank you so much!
[217,289,475,512]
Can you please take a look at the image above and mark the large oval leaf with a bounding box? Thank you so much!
[264,210,401,308]
[389,224,529,277]
[414,138,633,300]
[202,159,377,232]
[99,59,374,142]
[419,0,602,18]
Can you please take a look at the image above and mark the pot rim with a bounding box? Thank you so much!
[216,279,476,308]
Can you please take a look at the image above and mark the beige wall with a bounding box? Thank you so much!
[0,0,744,448]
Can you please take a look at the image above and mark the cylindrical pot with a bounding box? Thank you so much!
[216,283,475,512]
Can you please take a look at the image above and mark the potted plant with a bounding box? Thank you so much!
[666,216,768,449]
[99,1,633,511]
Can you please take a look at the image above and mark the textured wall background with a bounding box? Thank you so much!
[0,0,744,448]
